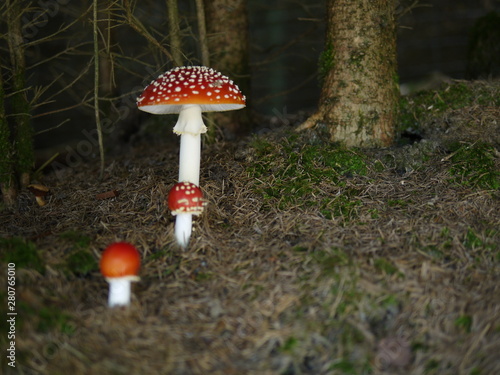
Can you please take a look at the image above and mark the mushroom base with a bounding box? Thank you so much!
[106,276,139,307]
[175,213,193,248]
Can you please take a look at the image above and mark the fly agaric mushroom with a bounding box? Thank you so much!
[99,242,141,307]
[137,66,246,186]
[168,181,207,248]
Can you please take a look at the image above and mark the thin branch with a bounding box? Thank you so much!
[396,1,431,19]
[32,97,92,118]
[33,59,93,109]
[23,5,92,48]
[35,119,70,134]
[121,0,174,61]
[28,42,92,69]
[93,0,105,180]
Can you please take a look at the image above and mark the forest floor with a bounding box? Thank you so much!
[1,80,499,375]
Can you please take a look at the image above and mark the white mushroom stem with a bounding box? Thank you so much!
[174,213,193,248]
[173,104,207,186]
[106,276,140,307]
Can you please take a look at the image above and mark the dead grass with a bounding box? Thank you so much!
[1,80,500,375]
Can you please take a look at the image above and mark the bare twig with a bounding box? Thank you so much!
[121,0,174,61]
[93,0,105,180]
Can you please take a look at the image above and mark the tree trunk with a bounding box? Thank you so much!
[203,0,251,138]
[298,0,399,148]
[6,0,33,185]
[167,0,184,67]
[0,57,17,208]
[195,0,209,66]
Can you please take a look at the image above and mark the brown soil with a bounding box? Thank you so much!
[1,82,499,375]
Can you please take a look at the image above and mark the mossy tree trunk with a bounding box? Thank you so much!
[6,0,34,186]
[0,58,17,207]
[299,0,399,148]
[203,0,251,137]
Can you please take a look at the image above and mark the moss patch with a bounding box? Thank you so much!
[399,80,500,147]
[447,142,500,190]
[0,237,44,273]
[58,231,97,276]
[248,133,367,217]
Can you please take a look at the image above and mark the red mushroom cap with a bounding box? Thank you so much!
[100,242,141,279]
[137,66,246,114]
[168,181,206,215]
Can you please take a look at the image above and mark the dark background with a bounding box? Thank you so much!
[3,0,499,154]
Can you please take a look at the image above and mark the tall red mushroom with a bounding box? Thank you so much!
[168,181,206,247]
[137,66,246,186]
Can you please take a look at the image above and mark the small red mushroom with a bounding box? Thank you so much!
[100,242,140,307]
[137,66,246,186]
[167,181,207,248]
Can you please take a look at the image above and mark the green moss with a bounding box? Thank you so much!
[249,133,367,217]
[399,81,500,133]
[454,315,473,333]
[329,359,356,373]
[374,258,398,275]
[18,302,74,334]
[318,42,334,84]
[58,231,97,276]
[448,142,499,190]
[320,195,362,221]
[368,208,380,219]
[194,271,213,282]
[280,336,299,353]
[312,247,352,274]
[0,237,44,273]
[59,230,91,249]
[66,250,97,276]
[463,228,484,250]
[380,294,399,309]
[425,359,440,373]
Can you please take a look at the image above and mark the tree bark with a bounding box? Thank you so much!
[195,0,209,67]
[167,0,184,67]
[0,56,17,208]
[203,0,251,138]
[6,0,33,186]
[298,0,399,148]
